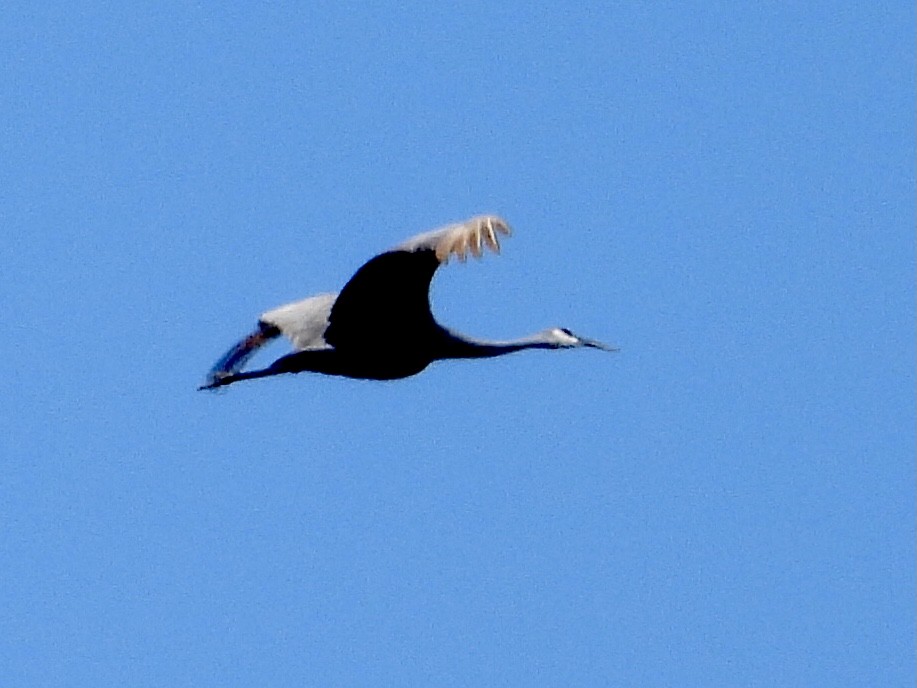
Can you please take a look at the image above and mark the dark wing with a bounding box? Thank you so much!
[324,216,511,351]
[204,321,280,385]
[324,249,440,351]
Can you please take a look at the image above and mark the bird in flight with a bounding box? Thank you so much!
[200,215,614,390]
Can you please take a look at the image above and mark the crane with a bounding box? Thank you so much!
[200,215,614,390]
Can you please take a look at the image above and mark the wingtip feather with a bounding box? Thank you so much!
[401,214,513,264]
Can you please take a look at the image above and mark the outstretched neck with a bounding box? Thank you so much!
[436,329,553,360]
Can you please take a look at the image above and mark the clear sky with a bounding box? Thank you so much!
[2,3,913,686]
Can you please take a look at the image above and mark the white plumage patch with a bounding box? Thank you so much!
[260,292,337,351]
[550,328,581,347]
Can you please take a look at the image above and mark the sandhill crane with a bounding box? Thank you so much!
[200,215,614,390]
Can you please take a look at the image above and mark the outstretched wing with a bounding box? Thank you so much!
[202,293,336,388]
[324,215,511,351]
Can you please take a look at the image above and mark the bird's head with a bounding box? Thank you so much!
[541,327,618,351]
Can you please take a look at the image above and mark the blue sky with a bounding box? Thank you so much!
[2,3,913,686]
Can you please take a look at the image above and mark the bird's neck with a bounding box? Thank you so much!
[435,329,551,360]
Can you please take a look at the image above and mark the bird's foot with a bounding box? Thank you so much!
[198,372,232,391]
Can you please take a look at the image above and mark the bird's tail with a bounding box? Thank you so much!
[201,321,280,390]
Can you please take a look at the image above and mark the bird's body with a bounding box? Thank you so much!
[201,215,613,390]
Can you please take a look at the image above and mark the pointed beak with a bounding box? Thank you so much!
[580,336,618,352]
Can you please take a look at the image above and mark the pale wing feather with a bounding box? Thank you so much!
[395,215,512,263]
[260,292,337,351]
